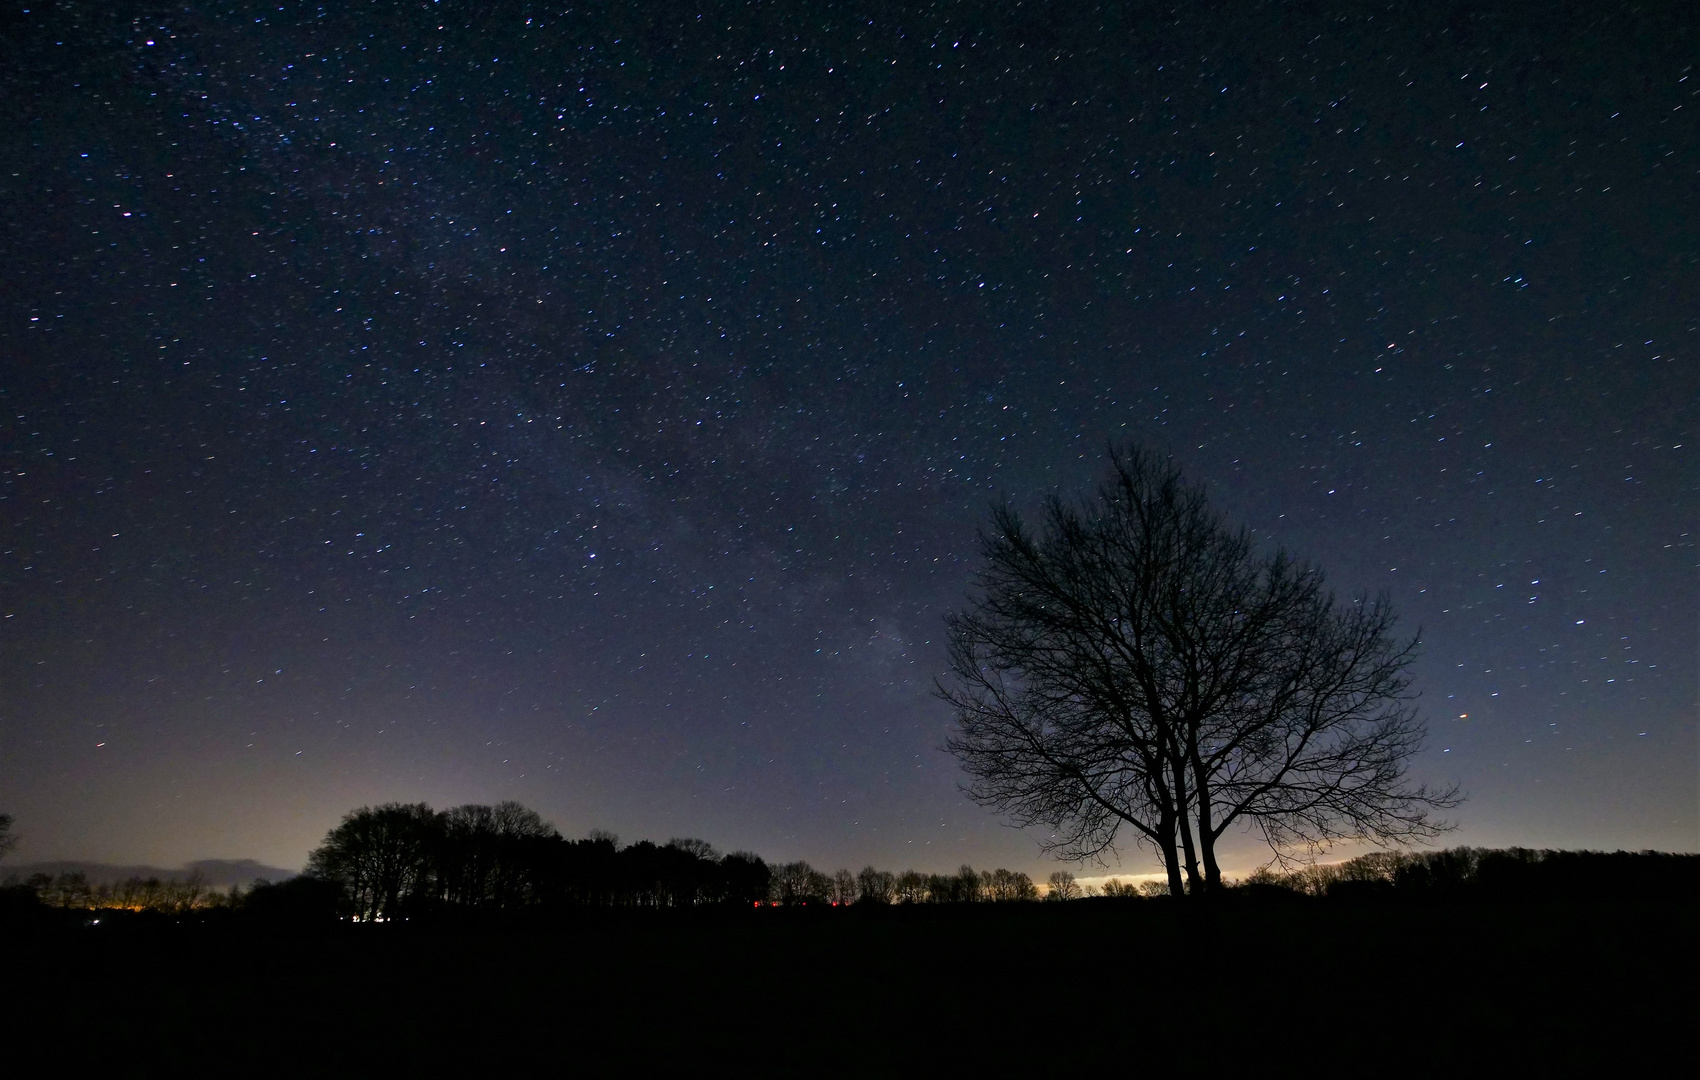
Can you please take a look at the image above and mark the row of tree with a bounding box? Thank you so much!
[7,836,1693,920]
[1244,847,1700,899]
[773,862,1042,905]
[302,800,1057,920]
[1,861,1159,913]
[306,802,769,919]
[14,871,239,912]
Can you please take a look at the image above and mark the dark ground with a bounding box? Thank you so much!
[4,896,1693,1069]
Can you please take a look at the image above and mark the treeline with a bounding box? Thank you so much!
[14,870,239,913]
[303,801,1047,921]
[304,802,768,919]
[1244,846,1700,899]
[783,863,1040,906]
[8,798,1693,924]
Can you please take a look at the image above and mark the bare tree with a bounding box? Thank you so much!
[856,866,897,904]
[667,838,721,862]
[307,802,443,920]
[941,445,1459,897]
[1045,870,1080,901]
[439,801,559,910]
[0,813,15,862]
[894,870,929,904]
[982,867,1038,901]
[769,860,821,905]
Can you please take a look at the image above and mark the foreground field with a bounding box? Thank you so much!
[6,896,1693,1067]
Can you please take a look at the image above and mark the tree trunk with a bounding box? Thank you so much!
[1170,758,1202,896]
[1190,753,1224,895]
[1159,810,1186,897]
[1198,829,1223,895]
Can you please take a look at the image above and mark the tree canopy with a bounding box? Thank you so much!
[941,446,1460,896]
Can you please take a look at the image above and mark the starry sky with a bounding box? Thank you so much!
[2,1,1694,874]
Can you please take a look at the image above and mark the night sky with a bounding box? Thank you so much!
[2,1,1694,876]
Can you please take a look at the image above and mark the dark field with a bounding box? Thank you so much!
[6,896,1693,1067]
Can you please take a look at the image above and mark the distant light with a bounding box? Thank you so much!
[1575,620,1585,625]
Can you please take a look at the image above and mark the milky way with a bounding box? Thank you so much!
[1,2,1693,871]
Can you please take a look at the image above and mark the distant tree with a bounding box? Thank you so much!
[941,445,1459,897]
[298,799,785,913]
[831,869,857,905]
[925,865,984,903]
[720,851,772,906]
[439,801,558,911]
[769,861,819,905]
[983,868,1038,901]
[804,867,836,904]
[39,872,92,909]
[0,813,15,862]
[656,839,721,906]
[1046,871,1081,901]
[620,840,669,906]
[307,802,443,920]
[533,833,621,907]
[1101,879,1142,899]
[856,866,897,904]
[667,837,720,863]
[894,870,929,904]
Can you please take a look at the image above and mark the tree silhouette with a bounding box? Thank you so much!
[941,445,1459,897]
[855,866,897,904]
[982,867,1039,901]
[831,869,857,905]
[0,813,15,862]
[307,802,442,920]
[297,798,1064,916]
[438,802,559,910]
[1045,871,1080,901]
[719,851,772,906]
[768,860,834,905]
[894,870,929,904]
